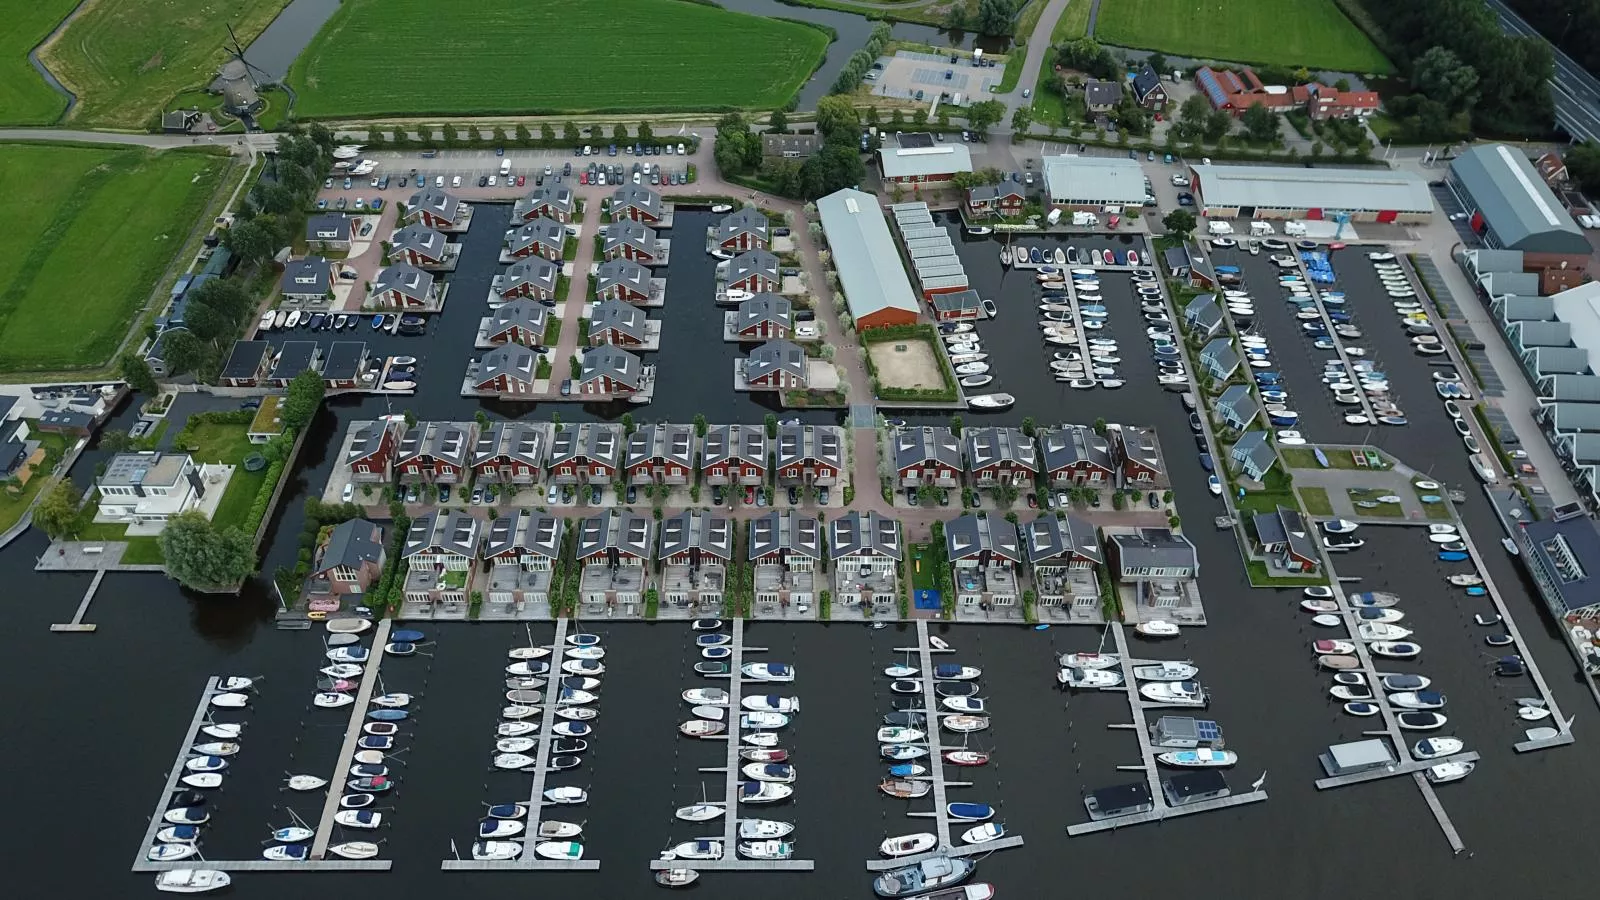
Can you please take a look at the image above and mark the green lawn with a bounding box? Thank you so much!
[288,0,831,118]
[0,0,80,125]
[1052,0,1092,42]
[179,419,267,532]
[1299,486,1333,516]
[1095,0,1393,74]
[0,143,224,374]
[73,519,164,562]
[38,0,290,130]
[909,543,938,591]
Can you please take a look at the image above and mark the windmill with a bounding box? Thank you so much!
[210,22,269,117]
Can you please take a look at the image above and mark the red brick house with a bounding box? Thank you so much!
[472,421,545,483]
[576,346,646,397]
[626,423,696,485]
[891,426,962,489]
[396,421,475,484]
[548,423,622,484]
[742,339,808,391]
[1039,424,1115,487]
[965,184,1025,219]
[702,424,767,486]
[345,419,400,483]
[404,188,468,230]
[587,299,648,347]
[965,426,1037,486]
[307,518,386,597]
[716,208,770,252]
[594,258,651,303]
[734,294,792,340]
[369,263,438,309]
[726,249,780,293]
[516,185,574,223]
[775,424,842,485]
[611,185,664,223]
[1112,424,1167,487]
[494,258,558,304]
[473,344,539,396]
[505,219,565,262]
[390,224,450,268]
[484,299,549,347]
[603,220,658,264]
[1294,82,1379,120]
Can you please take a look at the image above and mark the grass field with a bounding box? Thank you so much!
[0,0,80,125]
[287,0,831,118]
[1095,0,1393,74]
[1052,0,1091,42]
[0,143,224,374]
[38,0,290,130]
[181,419,267,532]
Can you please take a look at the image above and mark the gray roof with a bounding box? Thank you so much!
[736,294,792,332]
[488,298,549,337]
[1520,515,1600,613]
[486,510,562,560]
[893,426,962,472]
[1465,248,1528,276]
[815,188,922,323]
[965,426,1037,473]
[316,518,383,573]
[703,424,766,469]
[508,219,565,256]
[932,289,982,313]
[589,298,646,341]
[1040,424,1115,474]
[1511,320,1572,350]
[1185,295,1224,332]
[522,185,573,216]
[728,249,780,285]
[391,223,447,260]
[1480,270,1540,298]
[1131,65,1165,102]
[1542,402,1600,433]
[1117,424,1164,476]
[748,510,822,561]
[878,137,973,179]
[549,422,623,469]
[374,263,434,303]
[101,451,189,489]
[1201,337,1239,376]
[1044,155,1147,205]
[595,258,651,296]
[762,133,821,157]
[346,420,395,465]
[1561,432,1600,464]
[1021,513,1102,566]
[776,424,842,471]
[398,421,473,468]
[612,185,663,218]
[472,421,545,468]
[945,512,1022,564]
[829,510,902,560]
[967,183,1024,204]
[306,214,352,243]
[1450,145,1588,253]
[659,510,734,561]
[626,423,695,471]
[322,341,368,381]
[478,344,537,386]
[272,341,320,381]
[579,345,644,390]
[280,257,330,296]
[1231,430,1276,475]
[501,258,558,296]
[1498,295,1555,323]
[1216,384,1258,427]
[744,339,807,383]
[1110,527,1198,573]
[578,509,653,561]
[1523,346,1591,376]
[220,340,271,379]
[1084,79,1122,107]
[404,510,480,559]
[605,219,655,254]
[407,188,461,222]
[1193,163,1431,214]
[1540,374,1600,402]
[716,208,769,243]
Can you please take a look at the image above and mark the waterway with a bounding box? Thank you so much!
[243,0,1002,114]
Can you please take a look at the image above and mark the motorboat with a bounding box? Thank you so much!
[945,749,990,766]
[878,726,925,743]
[1348,592,1399,608]
[882,744,930,761]
[1486,633,1516,647]
[322,664,363,679]
[1334,672,1366,687]
[1413,737,1463,760]
[568,646,606,660]
[1355,608,1405,624]
[535,841,585,860]
[695,633,731,649]
[1371,641,1422,659]
[1426,761,1475,784]
[1058,652,1119,669]
[543,786,588,804]
[497,722,536,737]
[966,393,1015,411]
[889,763,928,778]
[340,794,375,809]
[1344,701,1380,716]
[947,802,994,822]
[567,632,602,647]
[1139,681,1206,706]
[552,721,592,737]
[1313,639,1356,655]
[185,755,228,773]
[881,833,938,857]
[210,692,249,709]
[1357,623,1413,641]
[874,858,979,898]
[1057,667,1123,688]
[676,803,725,822]
[680,719,725,738]
[1381,674,1431,692]
[154,870,231,893]
[326,646,370,663]
[890,679,922,694]
[943,696,985,713]
[148,844,199,862]
[1132,662,1199,681]
[742,662,794,682]
[933,664,981,680]
[941,715,989,733]
[494,753,536,770]
[1136,620,1180,638]
[656,868,700,888]
[739,781,793,803]
[742,732,780,748]
[742,763,796,783]
[180,773,222,789]
[741,712,789,730]
[741,748,790,763]
[692,618,723,631]
[663,839,723,861]
[471,841,523,861]
[562,659,605,675]
[335,810,382,829]
[1321,519,1359,534]
[200,722,242,741]
[263,844,310,861]
[684,687,729,706]
[1398,711,1448,730]
[1331,685,1373,701]
[742,695,799,713]
[557,688,597,705]
[1157,748,1237,767]
[1301,599,1338,614]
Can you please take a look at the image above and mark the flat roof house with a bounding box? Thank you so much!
[220,340,272,387]
[1191,163,1431,224]
[815,188,922,330]
[280,256,331,303]
[321,341,370,389]
[269,341,322,387]
[931,288,983,322]
[96,452,208,527]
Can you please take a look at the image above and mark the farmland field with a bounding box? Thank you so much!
[0,0,79,125]
[38,0,289,129]
[1095,0,1393,74]
[0,143,225,374]
[287,0,832,117]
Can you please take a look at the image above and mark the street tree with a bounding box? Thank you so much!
[965,100,1006,134]
[120,352,158,394]
[1162,208,1197,238]
[1011,105,1034,134]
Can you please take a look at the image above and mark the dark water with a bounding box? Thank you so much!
[246,0,996,113]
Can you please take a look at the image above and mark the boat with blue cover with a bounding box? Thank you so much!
[367,709,407,721]
[1438,551,1470,562]
[946,802,993,821]
[390,629,425,643]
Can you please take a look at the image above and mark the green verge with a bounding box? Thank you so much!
[39,0,290,130]
[0,143,225,374]
[1093,0,1393,74]
[1299,486,1333,516]
[289,0,830,118]
[0,0,79,125]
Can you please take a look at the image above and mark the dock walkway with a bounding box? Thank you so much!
[311,619,393,860]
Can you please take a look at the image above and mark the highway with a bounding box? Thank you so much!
[1485,0,1600,142]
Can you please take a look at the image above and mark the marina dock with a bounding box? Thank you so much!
[1314,751,1481,789]
[49,569,104,633]
[311,619,393,860]
[914,621,953,850]
[863,835,1026,872]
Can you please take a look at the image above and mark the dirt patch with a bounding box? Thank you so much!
[138,51,163,74]
[869,338,943,390]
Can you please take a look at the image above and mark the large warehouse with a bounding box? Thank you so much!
[1189,163,1431,223]
[815,188,922,330]
[1044,155,1147,211]
[1447,144,1591,294]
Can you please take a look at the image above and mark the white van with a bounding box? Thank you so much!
[1283,220,1308,236]
[1046,208,1063,226]
[499,158,512,177]
[1249,220,1274,236]
[1072,211,1098,227]
[1206,219,1234,236]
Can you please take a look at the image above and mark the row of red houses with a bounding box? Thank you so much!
[1194,66,1379,120]
[890,423,1167,491]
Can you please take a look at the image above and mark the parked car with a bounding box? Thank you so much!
[787,485,799,505]
[342,483,355,503]
[547,484,560,504]
[626,484,637,504]
[471,487,484,504]
[712,485,725,505]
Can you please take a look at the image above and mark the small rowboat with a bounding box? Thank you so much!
[879,778,931,799]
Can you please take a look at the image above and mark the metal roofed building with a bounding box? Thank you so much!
[1043,155,1148,210]
[1320,739,1393,776]
[815,188,922,329]
[877,133,973,185]
[1448,145,1590,260]
[1514,514,1600,618]
[1190,163,1431,223]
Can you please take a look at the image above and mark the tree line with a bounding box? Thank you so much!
[830,23,893,95]
[714,96,865,200]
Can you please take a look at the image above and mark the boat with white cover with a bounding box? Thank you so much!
[1412,737,1463,759]
[1140,681,1207,706]
[1426,760,1475,784]
[1058,652,1119,669]
[881,833,938,857]
[154,870,231,893]
[1133,662,1198,681]
[1157,748,1237,767]
[1058,666,1123,688]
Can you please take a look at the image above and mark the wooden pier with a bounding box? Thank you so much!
[1065,791,1268,836]
[50,569,105,633]
[311,619,393,860]
[913,621,954,850]
[129,677,220,872]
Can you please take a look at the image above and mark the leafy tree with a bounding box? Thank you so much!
[966,100,1006,134]
[949,414,963,436]
[815,96,861,139]
[1162,208,1197,238]
[492,126,509,146]
[474,409,489,428]
[765,413,778,439]
[514,124,532,145]
[1240,102,1279,144]
[99,429,134,452]
[33,480,81,539]
[767,109,789,134]
[1011,105,1034,133]
[1146,52,1168,76]
[1333,78,1352,92]
[693,413,708,437]
[1174,93,1212,142]
[160,510,257,589]
[282,369,325,432]
[1055,39,1118,81]
[1412,46,1480,113]
[621,412,635,435]
[223,218,280,266]
[1202,109,1232,143]
[120,352,158,394]
[944,3,968,30]
[637,121,655,143]
[562,121,581,142]
[912,108,929,127]
[540,123,556,143]
[975,0,1017,36]
[1567,140,1600,194]
[611,123,627,141]
[160,330,209,377]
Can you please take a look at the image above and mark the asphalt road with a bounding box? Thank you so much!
[1485,0,1600,142]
